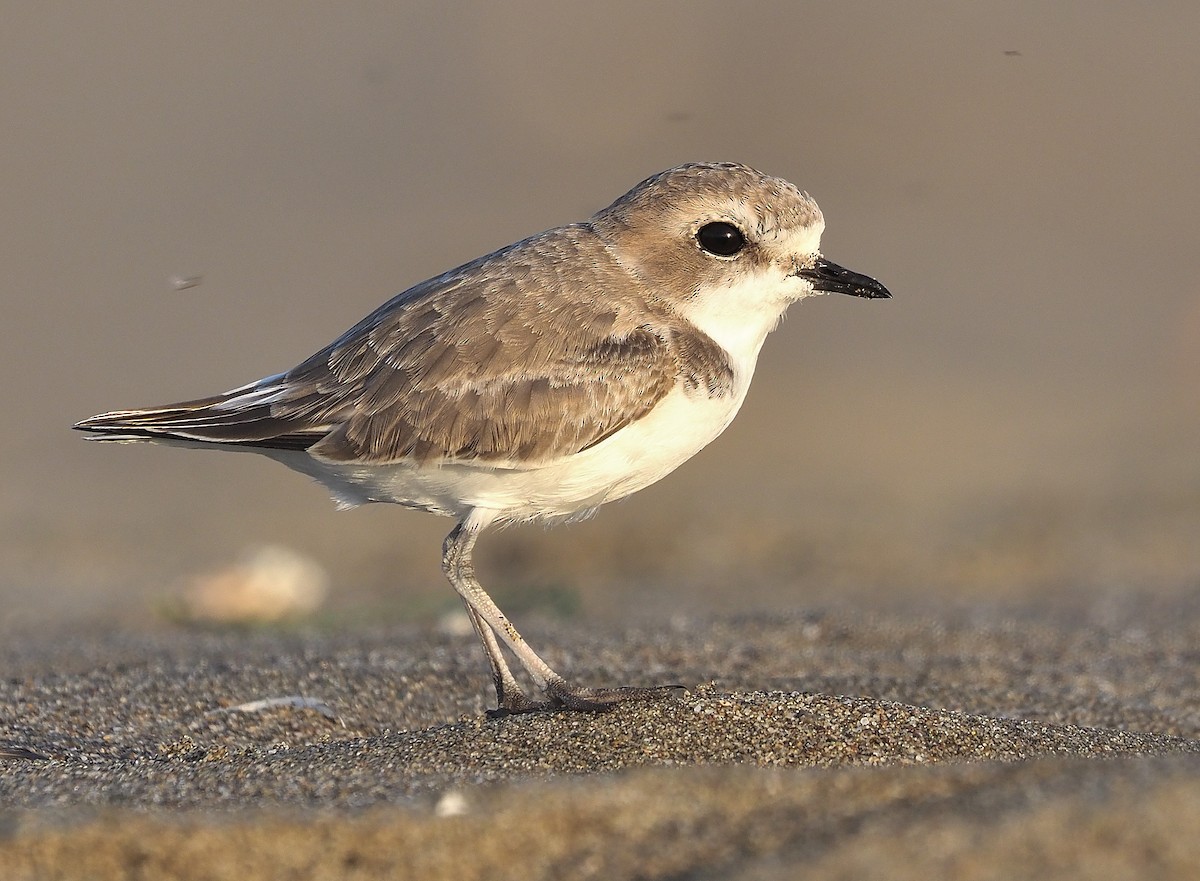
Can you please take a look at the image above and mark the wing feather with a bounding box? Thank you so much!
[75,225,735,464]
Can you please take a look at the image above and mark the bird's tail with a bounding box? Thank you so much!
[74,380,323,451]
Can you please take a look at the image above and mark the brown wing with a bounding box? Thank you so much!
[76,225,734,465]
[292,320,683,465]
[273,226,735,464]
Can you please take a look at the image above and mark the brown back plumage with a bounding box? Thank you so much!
[76,220,735,465]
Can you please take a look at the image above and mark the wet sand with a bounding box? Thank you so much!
[2,601,1197,879]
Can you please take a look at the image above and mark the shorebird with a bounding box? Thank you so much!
[76,162,891,713]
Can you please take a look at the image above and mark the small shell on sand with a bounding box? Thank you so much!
[180,545,328,624]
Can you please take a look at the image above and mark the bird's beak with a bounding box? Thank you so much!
[799,257,892,299]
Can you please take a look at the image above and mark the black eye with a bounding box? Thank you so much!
[696,221,746,257]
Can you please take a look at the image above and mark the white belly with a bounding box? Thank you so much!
[270,379,751,523]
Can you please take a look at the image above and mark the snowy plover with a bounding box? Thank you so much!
[76,162,890,713]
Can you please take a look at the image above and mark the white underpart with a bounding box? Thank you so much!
[270,255,822,524]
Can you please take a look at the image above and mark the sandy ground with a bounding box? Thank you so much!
[2,599,1198,879]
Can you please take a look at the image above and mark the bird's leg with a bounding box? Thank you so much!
[442,519,681,713]
[458,599,545,714]
[442,520,559,711]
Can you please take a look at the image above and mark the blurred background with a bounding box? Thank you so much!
[2,2,1197,633]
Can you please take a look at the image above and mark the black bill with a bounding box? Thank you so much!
[799,257,892,299]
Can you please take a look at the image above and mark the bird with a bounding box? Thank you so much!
[75,162,891,713]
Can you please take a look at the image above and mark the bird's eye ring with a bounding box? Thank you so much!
[696,222,746,257]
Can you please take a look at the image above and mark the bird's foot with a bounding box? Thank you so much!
[544,678,684,712]
[486,688,556,718]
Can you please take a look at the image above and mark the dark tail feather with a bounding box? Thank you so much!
[73,393,325,451]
